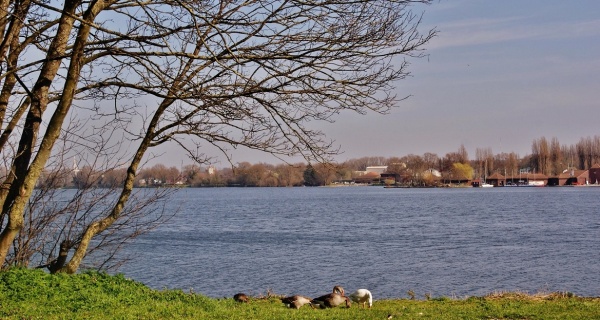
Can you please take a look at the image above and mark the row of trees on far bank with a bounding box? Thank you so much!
[23,135,600,189]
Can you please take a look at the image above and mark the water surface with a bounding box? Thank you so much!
[116,186,600,299]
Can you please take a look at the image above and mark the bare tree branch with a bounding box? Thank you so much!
[0,0,437,272]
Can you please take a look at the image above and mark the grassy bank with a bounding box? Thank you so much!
[1,268,598,319]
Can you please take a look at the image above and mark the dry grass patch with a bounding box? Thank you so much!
[483,290,598,301]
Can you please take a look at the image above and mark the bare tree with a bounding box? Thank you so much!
[475,147,493,179]
[5,119,173,272]
[594,136,600,167]
[531,137,551,175]
[422,152,439,170]
[0,1,436,272]
[313,162,340,186]
[344,157,372,171]
[561,144,576,170]
[274,163,306,187]
[401,154,425,185]
[443,145,469,169]
[494,152,519,177]
[550,137,562,175]
[576,136,600,169]
[457,144,469,164]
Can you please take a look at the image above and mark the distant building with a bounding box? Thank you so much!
[207,165,216,175]
[590,164,600,185]
[425,168,441,177]
[72,159,80,175]
[504,172,548,186]
[365,166,388,174]
[481,172,505,187]
[380,173,397,184]
[354,171,381,184]
[547,169,589,186]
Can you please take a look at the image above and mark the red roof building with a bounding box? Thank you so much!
[588,164,600,185]
[547,169,589,186]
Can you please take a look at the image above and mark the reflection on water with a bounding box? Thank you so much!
[116,187,600,298]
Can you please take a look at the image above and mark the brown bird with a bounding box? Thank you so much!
[332,285,345,296]
[233,293,249,303]
[281,295,312,309]
[310,293,351,309]
[310,287,351,309]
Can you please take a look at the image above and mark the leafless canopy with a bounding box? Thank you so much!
[76,0,436,163]
[0,0,436,272]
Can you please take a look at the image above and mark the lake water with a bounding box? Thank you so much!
[115,186,600,299]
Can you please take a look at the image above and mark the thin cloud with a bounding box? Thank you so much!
[427,17,600,50]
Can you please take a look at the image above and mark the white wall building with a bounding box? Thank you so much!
[365,166,388,174]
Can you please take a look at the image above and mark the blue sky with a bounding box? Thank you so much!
[152,1,600,166]
[324,0,600,163]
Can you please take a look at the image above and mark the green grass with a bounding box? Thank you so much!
[1,268,599,319]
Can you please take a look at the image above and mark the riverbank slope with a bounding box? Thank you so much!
[1,269,598,319]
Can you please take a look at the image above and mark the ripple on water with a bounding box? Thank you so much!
[114,187,600,298]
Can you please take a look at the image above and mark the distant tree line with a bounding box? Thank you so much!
[12,135,600,188]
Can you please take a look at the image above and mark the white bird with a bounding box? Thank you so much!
[349,289,373,308]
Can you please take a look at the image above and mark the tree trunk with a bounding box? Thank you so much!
[0,1,81,265]
[0,0,117,266]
